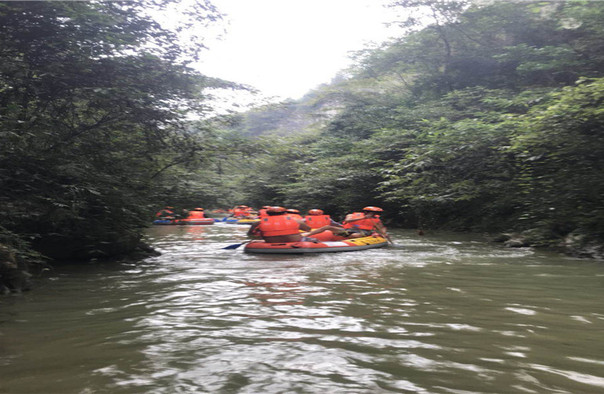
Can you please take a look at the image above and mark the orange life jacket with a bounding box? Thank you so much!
[258,209,268,218]
[156,209,174,217]
[233,208,247,217]
[342,212,380,230]
[258,215,300,237]
[286,213,303,221]
[187,210,206,219]
[305,215,331,228]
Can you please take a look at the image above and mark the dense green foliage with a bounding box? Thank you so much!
[222,0,604,253]
[0,1,235,261]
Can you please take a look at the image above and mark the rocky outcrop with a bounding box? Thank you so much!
[559,232,604,260]
[1,235,160,295]
[0,244,33,294]
[32,232,159,261]
[493,229,604,260]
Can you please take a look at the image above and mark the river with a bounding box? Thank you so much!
[1,224,603,393]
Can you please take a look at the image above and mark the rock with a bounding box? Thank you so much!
[560,232,604,259]
[504,237,530,248]
[491,232,530,247]
[0,244,33,293]
[492,233,513,243]
[136,241,161,256]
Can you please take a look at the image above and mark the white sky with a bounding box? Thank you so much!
[194,0,402,103]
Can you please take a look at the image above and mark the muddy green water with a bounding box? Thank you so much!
[1,224,604,393]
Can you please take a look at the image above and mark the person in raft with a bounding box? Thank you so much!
[258,206,270,219]
[247,206,313,243]
[187,207,206,219]
[285,208,303,220]
[305,206,388,239]
[304,209,342,229]
[231,205,251,217]
[155,206,176,219]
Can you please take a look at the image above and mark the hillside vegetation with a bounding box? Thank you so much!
[218,0,604,256]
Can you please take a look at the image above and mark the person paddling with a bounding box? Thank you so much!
[305,206,391,241]
[341,206,387,237]
[247,206,312,243]
[304,209,342,229]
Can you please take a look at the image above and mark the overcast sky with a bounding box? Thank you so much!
[194,0,402,103]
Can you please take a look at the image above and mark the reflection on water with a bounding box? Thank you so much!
[1,225,604,393]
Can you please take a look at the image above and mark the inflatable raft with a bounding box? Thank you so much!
[244,235,388,254]
[237,218,260,225]
[152,218,214,225]
[153,219,178,225]
[224,217,260,224]
[178,218,215,225]
[305,230,347,242]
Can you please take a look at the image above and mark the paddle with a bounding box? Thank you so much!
[374,225,395,246]
[222,240,251,250]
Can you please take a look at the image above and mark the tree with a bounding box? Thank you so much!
[512,78,604,240]
[0,1,230,260]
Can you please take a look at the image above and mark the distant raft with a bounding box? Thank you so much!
[153,218,214,225]
[178,218,215,225]
[243,235,388,254]
[152,219,179,225]
[224,217,260,224]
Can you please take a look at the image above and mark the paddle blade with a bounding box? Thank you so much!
[222,243,244,250]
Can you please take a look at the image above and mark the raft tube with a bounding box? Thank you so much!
[236,218,260,225]
[224,217,260,224]
[304,230,347,242]
[244,235,388,254]
[153,219,178,225]
[152,218,214,225]
[178,218,215,225]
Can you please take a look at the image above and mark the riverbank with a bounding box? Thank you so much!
[493,230,604,260]
[0,240,160,294]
